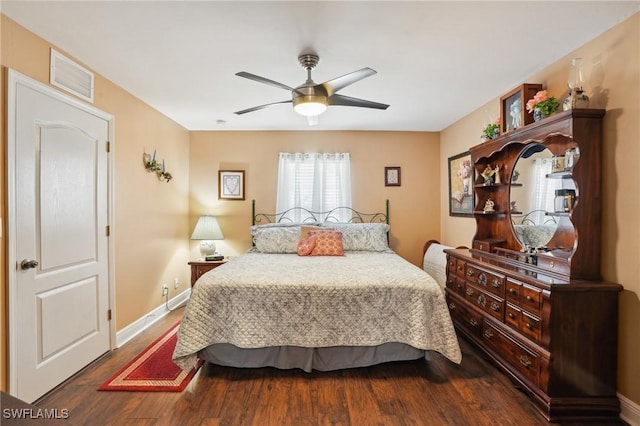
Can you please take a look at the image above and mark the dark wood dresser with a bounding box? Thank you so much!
[445,109,622,423]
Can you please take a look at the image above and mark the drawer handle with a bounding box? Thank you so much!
[525,323,533,330]
[457,265,463,271]
[449,302,456,310]
[477,294,486,307]
[519,355,532,368]
[467,269,475,277]
[466,288,474,296]
[548,261,555,268]
[509,288,516,294]
[457,284,462,289]
[469,318,478,327]
[508,312,515,319]
[491,279,501,288]
[483,329,494,339]
[478,273,487,286]
[526,295,533,301]
[490,302,500,312]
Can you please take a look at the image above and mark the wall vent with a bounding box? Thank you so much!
[50,49,94,103]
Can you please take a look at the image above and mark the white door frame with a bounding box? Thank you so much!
[6,69,116,395]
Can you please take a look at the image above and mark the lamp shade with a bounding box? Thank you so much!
[191,215,224,257]
[191,215,224,240]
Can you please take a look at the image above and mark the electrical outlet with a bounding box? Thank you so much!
[174,278,180,289]
[162,284,168,297]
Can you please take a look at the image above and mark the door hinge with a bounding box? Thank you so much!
[106,225,110,237]
[106,141,111,153]
[107,309,112,321]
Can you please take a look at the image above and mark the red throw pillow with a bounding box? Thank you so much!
[297,235,317,256]
[308,230,345,256]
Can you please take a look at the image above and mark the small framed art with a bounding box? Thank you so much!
[448,152,474,217]
[499,83,542,134]
[385,167,401,186]
[218,170,245,200]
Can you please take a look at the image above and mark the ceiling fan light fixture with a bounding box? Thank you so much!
[293,96,328,117]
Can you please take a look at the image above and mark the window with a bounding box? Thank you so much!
[276,153,352,222]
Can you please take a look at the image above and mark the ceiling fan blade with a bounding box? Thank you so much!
[235,72,294,92]
[234,100,292,115]
[321,67,377,95]
[328,94,389,110]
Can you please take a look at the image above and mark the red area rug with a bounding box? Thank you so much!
[98,321,203,392]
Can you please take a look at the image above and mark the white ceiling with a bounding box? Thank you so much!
[1,1,638,131]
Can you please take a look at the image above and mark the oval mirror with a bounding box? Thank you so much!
[509,144,573,249]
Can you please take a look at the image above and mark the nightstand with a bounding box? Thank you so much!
[188,260,226,287]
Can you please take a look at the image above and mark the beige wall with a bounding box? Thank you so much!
[2,8,638,410]
[189,131,440,266]
[441,13,640,404]
[0,15,191,390]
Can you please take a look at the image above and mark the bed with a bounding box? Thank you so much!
[512,210,558,249]
[172,202,462,372]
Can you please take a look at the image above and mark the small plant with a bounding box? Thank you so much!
[526,90,560,116]
[481,116,501,140]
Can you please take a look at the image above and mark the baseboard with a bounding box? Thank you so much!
[621,393,640,426]
[115,288,191,348]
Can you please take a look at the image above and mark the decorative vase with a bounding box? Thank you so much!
[533,108,549,122]
[562,89,590,111]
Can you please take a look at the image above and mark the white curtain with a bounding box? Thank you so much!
[530,158,561,224]
[276,152,352,222]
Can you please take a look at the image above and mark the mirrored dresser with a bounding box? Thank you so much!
[445,109,623,423]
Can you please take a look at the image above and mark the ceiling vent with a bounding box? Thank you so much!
[50,49,94,103]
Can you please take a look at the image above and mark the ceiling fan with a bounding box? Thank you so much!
[234,53,389,125]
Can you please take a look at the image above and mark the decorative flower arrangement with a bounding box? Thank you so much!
[481,117,501,140]
[143,150,173,183]
[526,90,560,116]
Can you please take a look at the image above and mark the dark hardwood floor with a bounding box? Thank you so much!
[33,308,609,425]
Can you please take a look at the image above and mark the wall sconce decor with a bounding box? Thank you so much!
[143,149,172,183]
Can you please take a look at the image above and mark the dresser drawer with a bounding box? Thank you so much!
[506,278,542,317]
[482,319,540,385]
[447,256,457,274]
[455,258,466,277]
[446,292,483,338]
[536,252,570,276]
[473,266,505,298]
[446,275,466,297]
[520,310,542,343]
[464,284,504,321]
[520,284,542,316]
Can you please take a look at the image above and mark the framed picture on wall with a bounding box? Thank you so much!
[448,152,474,217]
[385,167,401,186]
[218,170,245,200]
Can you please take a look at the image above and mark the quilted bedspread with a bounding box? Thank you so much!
[173,251,462,370]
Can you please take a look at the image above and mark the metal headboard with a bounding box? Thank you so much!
[252,199,389,225]
[513,209,558,226]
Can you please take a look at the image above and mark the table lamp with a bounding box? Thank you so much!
[191,215,224,258]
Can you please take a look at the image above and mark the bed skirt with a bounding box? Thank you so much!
[198,343,431,372]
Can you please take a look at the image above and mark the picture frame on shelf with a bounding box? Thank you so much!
[448,151,474,217]
[218,170,245,200]
[500,83,542,134]
[384,166,401,186]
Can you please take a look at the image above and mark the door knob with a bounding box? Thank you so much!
[20,259,39,270]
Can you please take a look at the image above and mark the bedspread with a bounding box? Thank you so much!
[173,252,462,370]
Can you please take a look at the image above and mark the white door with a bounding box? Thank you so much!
[7,70,113,402]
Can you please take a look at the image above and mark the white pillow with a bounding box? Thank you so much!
[321,222,391,252]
